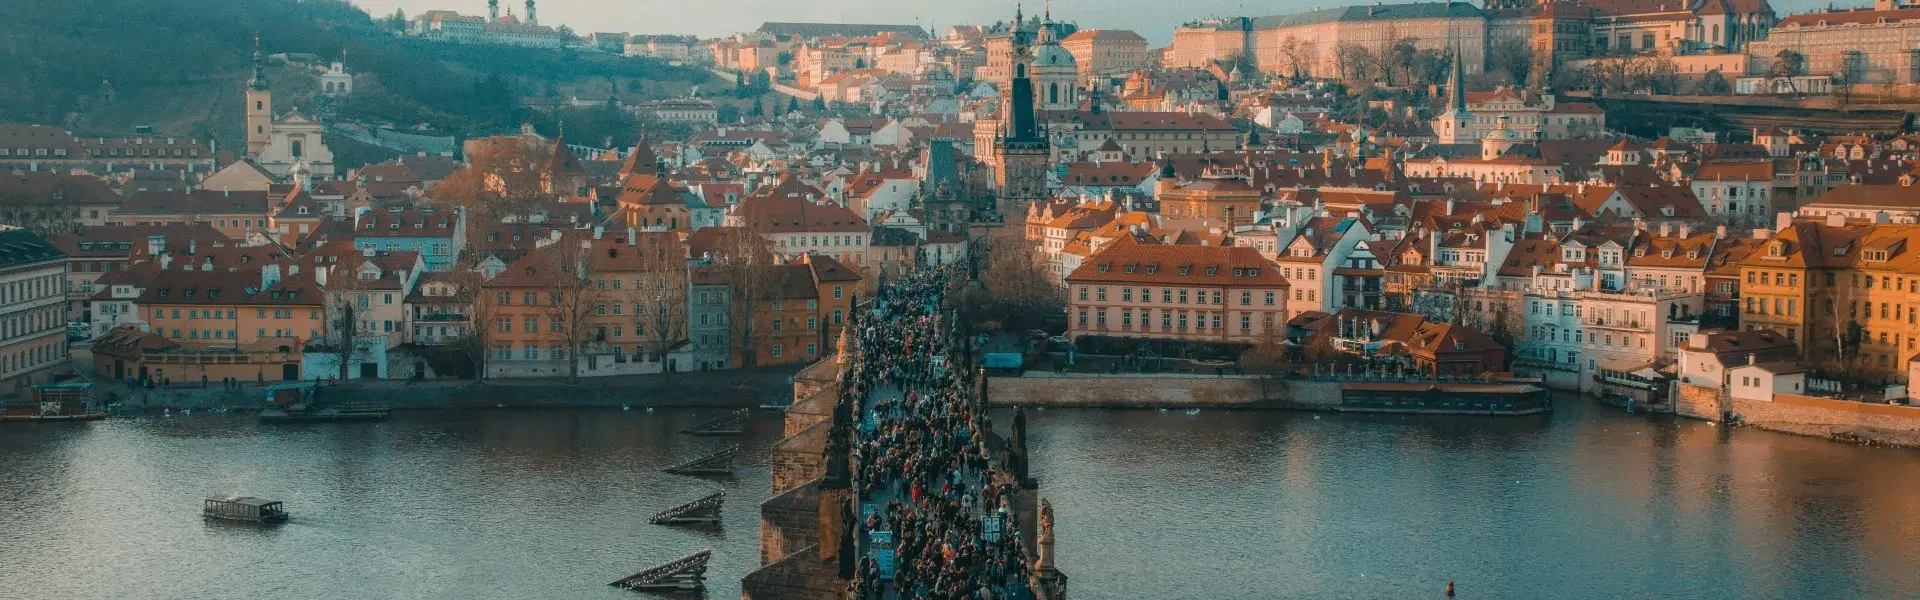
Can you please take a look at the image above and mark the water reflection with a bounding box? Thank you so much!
[1018,398,1920,599]
[5,401,1920,599]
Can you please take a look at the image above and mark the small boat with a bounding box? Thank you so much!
[204,494,288,523]
[260,403,391,423]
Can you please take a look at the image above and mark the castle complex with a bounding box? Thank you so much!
[1168,0,1777,83]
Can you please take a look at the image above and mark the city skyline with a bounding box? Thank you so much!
[353,0,1844,45]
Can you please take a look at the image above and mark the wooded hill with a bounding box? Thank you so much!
[0,0,711,149]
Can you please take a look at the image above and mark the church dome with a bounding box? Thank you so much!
[1033,43,1076,69]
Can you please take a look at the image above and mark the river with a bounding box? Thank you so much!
[3,399,1919,599]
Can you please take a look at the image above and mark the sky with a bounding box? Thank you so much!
[350,0,1840,47]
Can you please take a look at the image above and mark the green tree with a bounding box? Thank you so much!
[751,96,764,117]
[1698,69,1731,95]
[1490,38,1533,88]
[786,97,800,113]
[1386,37,1419,87]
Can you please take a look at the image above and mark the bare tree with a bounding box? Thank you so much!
[1386,36,1419,87]
[628,232,690,371]
[1239,323,1297,399]
[439,265,494,380]
[434,139,554,219]
[709,227,776,368]
[321,267,370,381]
[951,226,1062,331]
[530,237,603,379]
[1336,44,1378,84]
[1490,38,1533,88]
[1767,49,1806,93]
[1279,36,1306,81]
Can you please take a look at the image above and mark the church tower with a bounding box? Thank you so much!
[1029,7,1079,113]
[245,35,273,158]
[524,0,537,26]
[1431,38,1474,145]
[488,0,499,22]
[997,53,1052,217]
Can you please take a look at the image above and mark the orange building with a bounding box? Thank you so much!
[108,190,275,239]
[740,254,861,367]
[1156,170,1263,229]
[130,265,327,350]
[479,229,692,377]
[1064,243,1291,343]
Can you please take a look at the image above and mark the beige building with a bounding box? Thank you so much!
[1745,5,1920,86]
[1167,4,1487,79]
[1065,244,1292,343]
[1060,30,1150,86]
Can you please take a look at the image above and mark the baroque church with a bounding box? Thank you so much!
[244,39,335,179]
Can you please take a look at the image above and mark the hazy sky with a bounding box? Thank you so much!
[350,0,1837,46]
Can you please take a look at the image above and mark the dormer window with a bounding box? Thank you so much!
[1145,266,1158,274]
[1178,266,1191,275]
[1767,242,1785,257]
[1098,264,1110,273]
[1124,265,1136,274]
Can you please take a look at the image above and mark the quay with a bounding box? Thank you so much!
[741,267,1065,599]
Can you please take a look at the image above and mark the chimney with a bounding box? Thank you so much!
[1715,225,1727,239]
[1826,214,1846,228]
[188,237,197,255]
[1679,224,1691,238]
[159,253,173,270]
[1660,222,1671,237]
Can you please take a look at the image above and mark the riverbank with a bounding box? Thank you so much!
[90,367,803,412]
[986,373,1552,415]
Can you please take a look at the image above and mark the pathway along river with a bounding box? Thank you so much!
[3,397,1919,599]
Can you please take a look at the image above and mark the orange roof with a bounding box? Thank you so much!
[1066,244,1290,287]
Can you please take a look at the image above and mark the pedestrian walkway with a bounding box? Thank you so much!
[842,267,1038,600]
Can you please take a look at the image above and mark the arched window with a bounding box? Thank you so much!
[290,140,303,159]
[1016,64,1027,78]
[1048,83,1058,104]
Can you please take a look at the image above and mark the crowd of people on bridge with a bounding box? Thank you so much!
[844,267,1037,600]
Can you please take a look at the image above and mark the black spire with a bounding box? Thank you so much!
[248,34,269,92]
[1010,69,1039,142]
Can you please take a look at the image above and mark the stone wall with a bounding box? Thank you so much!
[760,479,822,564]
[987,374,1342,409]
[312,366,800,409]
[1731,394,1920,448]
[1674,383,1728,420]
[769,421,827,493]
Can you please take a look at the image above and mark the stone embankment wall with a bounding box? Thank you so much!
[987,374,1341,409]
[311,367,800,409]
[1672,383,1920,447]
[1731,394,1920,448]
[1674,383,1727,420]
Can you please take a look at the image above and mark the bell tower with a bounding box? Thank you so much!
[245,35,273,158]
[524,0,537,26]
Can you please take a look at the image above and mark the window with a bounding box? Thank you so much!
[1265,291,1275,306]
[1078,287,1088,301]
[771,344,784,358]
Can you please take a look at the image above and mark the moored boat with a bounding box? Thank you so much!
[203,494,288,523]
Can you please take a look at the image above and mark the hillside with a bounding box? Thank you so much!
[0,0,713,150]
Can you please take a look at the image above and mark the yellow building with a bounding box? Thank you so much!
[1739,218,1920,373]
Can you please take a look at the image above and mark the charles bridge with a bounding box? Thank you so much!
[741,273,1066,599]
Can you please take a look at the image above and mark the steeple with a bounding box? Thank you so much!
[248,34,269,92]
[1446,39,1466,114]
[524,0,537,26]
[488,0,499,22]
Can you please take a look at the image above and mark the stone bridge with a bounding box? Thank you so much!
[741,271,1065,599]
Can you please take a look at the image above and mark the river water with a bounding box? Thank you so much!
[4,399,1919,599]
